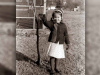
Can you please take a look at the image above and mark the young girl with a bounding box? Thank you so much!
[39,10,70,74]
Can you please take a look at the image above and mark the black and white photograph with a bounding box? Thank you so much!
[16,0,85,75]
[0,0,100,75]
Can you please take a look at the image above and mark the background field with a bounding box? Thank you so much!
[16,11,85,75]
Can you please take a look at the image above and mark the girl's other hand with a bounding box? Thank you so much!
[66,44,70,50]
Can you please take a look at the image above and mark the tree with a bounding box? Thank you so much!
[65,0,74,10]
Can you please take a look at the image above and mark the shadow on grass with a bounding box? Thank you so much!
[16,51,51,75]
[16,51,39,65]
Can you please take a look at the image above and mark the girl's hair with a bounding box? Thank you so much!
[51,10,63,22]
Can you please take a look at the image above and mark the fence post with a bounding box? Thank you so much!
[43,0,46,29]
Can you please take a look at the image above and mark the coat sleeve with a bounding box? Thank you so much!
[40,15,53,30]
[64,24,70,44]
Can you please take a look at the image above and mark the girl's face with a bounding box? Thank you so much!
[54,13,62,23]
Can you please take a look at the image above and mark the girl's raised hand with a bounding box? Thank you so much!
[36,15,41,20]
[39,14,44,19]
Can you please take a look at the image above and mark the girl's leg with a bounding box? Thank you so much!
[55,58,61,73]
[55,58,58,70]
[50,57,55,73]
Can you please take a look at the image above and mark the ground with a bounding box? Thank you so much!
[16,11,85,75]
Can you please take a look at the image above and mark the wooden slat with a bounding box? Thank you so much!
[16,9,28,11]
[16,17,34,19]
[16,5,31,7]
[16,5,44,7]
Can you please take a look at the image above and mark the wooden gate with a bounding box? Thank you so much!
[16,0,46,29]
